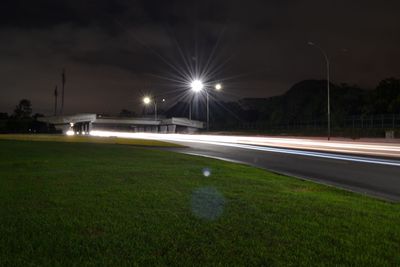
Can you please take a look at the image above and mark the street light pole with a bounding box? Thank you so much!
[206,90,209,131]
[189,101,192,120]
[327,57,330,141]
[190,80,222,132]
[308,42,331,140]
[143,96,158,121]
[154,102,157,121]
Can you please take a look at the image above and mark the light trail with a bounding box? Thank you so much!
[89,131,400,167]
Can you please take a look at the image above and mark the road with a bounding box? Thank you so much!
[91,131,400,201]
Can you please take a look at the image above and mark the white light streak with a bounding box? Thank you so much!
[89,131,400,166]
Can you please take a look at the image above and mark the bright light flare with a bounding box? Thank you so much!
[191,80,204,92]
[215,83,222,90]
[143,97,151,105]
[66,130,75,136]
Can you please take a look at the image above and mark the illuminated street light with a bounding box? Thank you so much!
[143,96,151,105]
[308,41,331,140]
[190,81,223,131]
[143,96,158,121]
[191,80,204,92]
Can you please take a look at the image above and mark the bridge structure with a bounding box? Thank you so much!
[38,114,204,135]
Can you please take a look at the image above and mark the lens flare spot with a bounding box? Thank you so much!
[202,168,211,177]
[191,187,225,221]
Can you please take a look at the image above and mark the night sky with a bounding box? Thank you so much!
[0,0,399,115]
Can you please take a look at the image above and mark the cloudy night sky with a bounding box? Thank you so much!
[0,0,399,115]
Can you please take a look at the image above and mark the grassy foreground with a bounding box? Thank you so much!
[0,134,181,147]
[0,140,399,266]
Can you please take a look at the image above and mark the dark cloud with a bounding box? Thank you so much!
[0,0,399,114]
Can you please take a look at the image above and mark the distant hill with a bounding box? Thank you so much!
[240,80,367,123]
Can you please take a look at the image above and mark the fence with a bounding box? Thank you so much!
[211,114,400,138]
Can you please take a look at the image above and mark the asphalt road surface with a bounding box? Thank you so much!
[170,141,400,201]
[91,131,400,201]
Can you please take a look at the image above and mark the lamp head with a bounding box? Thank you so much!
[143,97,151,105]
[191,79,204,92]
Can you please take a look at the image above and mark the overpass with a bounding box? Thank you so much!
[38,114,97,134]
[38,114,204,134]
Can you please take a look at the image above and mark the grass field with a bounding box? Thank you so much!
[0,139,400,266]
[0,134,182,147]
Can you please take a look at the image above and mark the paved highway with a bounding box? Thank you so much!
[91,131,400,201]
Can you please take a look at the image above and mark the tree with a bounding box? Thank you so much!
[364,78,400,114]
[0,113,8,119]
[13,99,32,118]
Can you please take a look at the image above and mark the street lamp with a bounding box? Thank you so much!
[143,96,158,121]
[143,96,151,105]
[190,80,222,131]
[191,80,204,92]
[308,41,331,140]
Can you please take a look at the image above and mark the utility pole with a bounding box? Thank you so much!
[54,85,58,116]
[60,69,66,115]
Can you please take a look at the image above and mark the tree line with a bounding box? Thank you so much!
[0,99,54,133]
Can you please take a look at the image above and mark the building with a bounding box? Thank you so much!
[38,114,204,134]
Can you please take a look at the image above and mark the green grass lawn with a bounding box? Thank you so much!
[0,134,182,147]
[0,139,399,266]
